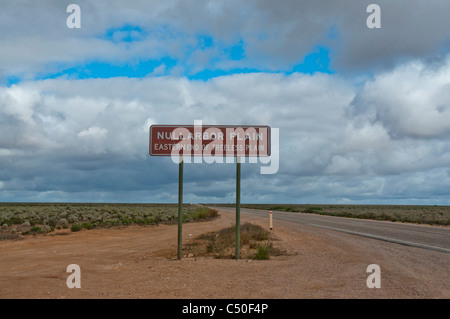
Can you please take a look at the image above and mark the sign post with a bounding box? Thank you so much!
[235,157,241,260]
[149,124,271,260]
[177,157,183,260]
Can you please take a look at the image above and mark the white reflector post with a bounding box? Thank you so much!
[269,211,273,231]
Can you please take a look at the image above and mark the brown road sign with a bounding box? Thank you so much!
[149,125,271,157]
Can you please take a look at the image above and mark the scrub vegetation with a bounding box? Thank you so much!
[0,203,218,240]
[214,204,450,226]
[184,222,287,260]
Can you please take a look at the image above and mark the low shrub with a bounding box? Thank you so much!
[81,222,94,230]
[183,207,219,222]
[70,224,82,232]
[30,226,42,233]
[254,245,270,260]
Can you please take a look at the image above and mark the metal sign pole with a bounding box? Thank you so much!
[235,157,241,260]
[177,156,183,260]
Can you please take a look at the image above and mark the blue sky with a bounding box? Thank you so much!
[1,1,450,204]
[26,24,333,83]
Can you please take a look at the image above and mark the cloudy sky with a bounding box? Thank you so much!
[1,0,450,204]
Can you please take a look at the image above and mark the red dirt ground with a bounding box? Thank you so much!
[0,208,448,299]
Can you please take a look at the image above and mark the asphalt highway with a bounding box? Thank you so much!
[216,206,450,254]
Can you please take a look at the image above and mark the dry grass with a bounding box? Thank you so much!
[184,222,287,260]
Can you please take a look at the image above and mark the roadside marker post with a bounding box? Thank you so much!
[149,124,271,260]
[269,211,273,231]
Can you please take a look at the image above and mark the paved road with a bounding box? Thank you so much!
[216,206,450,254]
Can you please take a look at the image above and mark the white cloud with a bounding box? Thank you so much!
[78,126,108,139]
[325,155,362,175]
[0,85,40,124]
[350,58,450,139]
[1,55,450,203]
